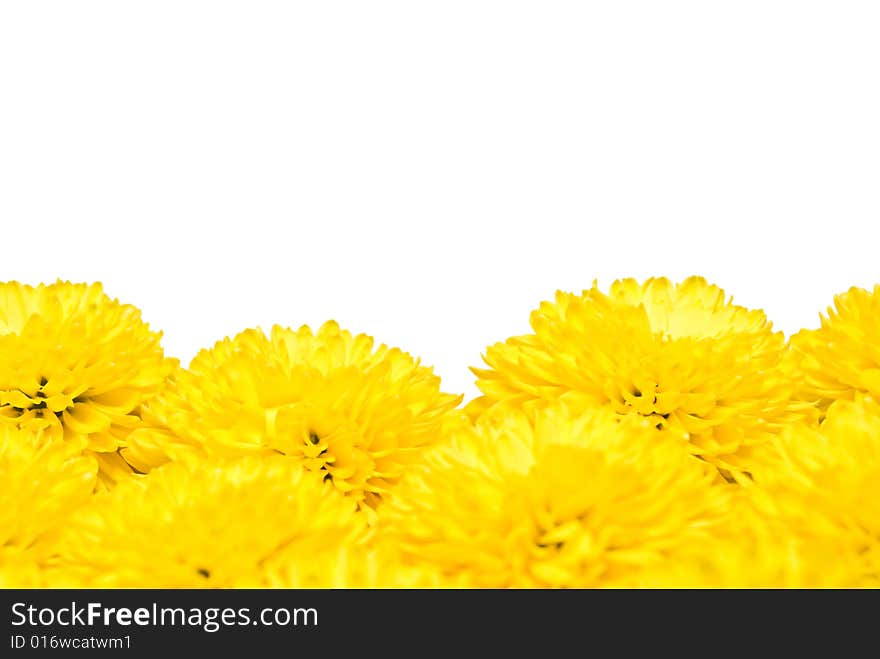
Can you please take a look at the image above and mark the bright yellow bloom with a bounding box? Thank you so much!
[0,281,177,484]
[270,542,444,588]
[789,285,880,413]
[51,455,368,588]
[743,396,880,587]
[381,404,729,587]
[641,491,855,587]
[0,547,45,587]
[0,427,97,586]
[126,321,461,508]
[471,277,802,477]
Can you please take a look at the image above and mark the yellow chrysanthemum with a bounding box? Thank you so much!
[270,542,444,588]
[789,285,880,413]
[743,396,880,587]
[641,490,855,587]
[0,427,97,586]
[50,455,369,588]
[471,277,802,476]
[0,547,45,588]
[381,404,729,587]
[126,321,462,508]
[0,281,177,483]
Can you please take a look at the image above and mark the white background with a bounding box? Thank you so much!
[1,2,878,398]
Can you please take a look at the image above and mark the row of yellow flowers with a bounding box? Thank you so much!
[1,278,878,587]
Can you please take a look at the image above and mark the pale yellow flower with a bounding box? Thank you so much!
[743,396,880,586]
[0,426,97,585]
[642,491,856,587]
[0,547,45,588]
[381,403,729,587]
[471,277,804,477]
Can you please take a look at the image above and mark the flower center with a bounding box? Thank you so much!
[307,431,334,483]
[3,377,82,423]
[622,387,670,429]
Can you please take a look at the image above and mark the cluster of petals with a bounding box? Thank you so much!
[1,278,878,587]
